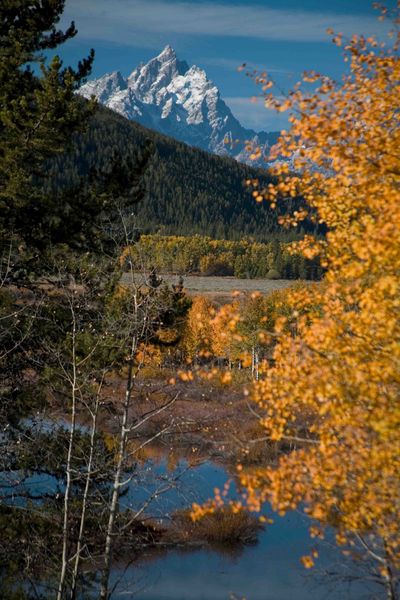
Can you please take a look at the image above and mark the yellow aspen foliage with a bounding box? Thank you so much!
[183,296,215,360]
[135,342,162,368]
[211,300,242,359]
[240,4,400,588]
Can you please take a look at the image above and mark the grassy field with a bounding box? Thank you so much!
[122,273,297,303]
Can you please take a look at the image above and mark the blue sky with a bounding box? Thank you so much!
[58,0,394,131]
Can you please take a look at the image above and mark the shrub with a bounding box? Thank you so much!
[171,506,263,547]
[266,268,281,280]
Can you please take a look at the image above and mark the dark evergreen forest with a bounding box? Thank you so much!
[45,105,320,241]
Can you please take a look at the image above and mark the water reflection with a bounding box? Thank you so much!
[111,459,373,600]
[1,418,375,599]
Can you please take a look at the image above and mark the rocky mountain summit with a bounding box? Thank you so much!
[79,46,278,164]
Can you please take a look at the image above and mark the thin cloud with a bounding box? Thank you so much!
[199,57,290,73]
[64,0,389,46]
[225,96,289,131]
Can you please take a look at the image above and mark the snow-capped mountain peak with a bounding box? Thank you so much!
[81,70,126,104]
[157,44,176,60]
[79,46,277,164]
[123,45,189,105]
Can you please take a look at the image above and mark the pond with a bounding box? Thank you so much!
[110,458,373,600]
[2,419,376,599]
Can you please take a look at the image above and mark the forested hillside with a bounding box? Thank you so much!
[45,106,319,241]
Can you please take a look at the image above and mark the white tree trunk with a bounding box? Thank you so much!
[57,308,78,600]
[99,351,135,600]
[70,384,102,600]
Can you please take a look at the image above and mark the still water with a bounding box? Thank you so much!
[110,459,373,600]
[4,419,375,599]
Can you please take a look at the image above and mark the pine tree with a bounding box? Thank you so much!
[0,0,95,253]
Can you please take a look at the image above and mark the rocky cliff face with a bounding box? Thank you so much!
[79,46,278,165]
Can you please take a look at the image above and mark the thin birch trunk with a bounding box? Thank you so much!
[98,215,138,600]
[98,221,162,599]
[99,347,135,600]
[255,350,259,381]
[70,384,102,600]
[57,308,78,600]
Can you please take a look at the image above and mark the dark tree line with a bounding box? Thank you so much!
[44,106,324,242]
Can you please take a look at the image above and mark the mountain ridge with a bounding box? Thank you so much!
[46,104,319,242]
[79,46,279,164]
